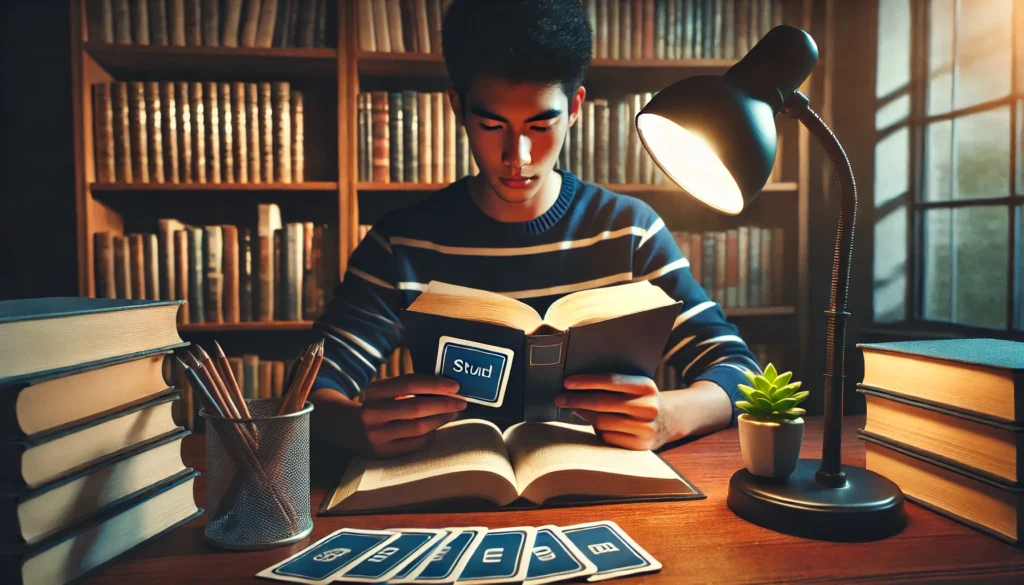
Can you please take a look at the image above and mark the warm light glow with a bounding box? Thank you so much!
[637,113,744,214]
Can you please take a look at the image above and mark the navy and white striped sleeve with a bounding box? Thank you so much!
[632,207,762,425]
[312,225,404,399]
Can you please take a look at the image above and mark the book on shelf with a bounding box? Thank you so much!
[86,0,331,48]
[401,279,680,427]
[320,418,704,515]
[91,81,305,186]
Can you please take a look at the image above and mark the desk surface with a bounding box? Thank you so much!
[86,416,1023,584]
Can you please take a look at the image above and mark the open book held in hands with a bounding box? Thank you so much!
[401,280,682,426]
[319,419,703,515]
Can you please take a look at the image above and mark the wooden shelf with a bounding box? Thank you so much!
[91,182,339,193]
[84,43,337,78]
[178,321,314,333]
[356,52,735,84]
[356,182,798,193]
[723,306,796,318]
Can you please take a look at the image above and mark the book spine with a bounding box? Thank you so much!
[247,82,261,182]
[114,235,131,298]
[610,99,625,184]
[432,91,444,182]
[239,227,254,321]
[189,226,205,322]
[274,228,283,319]
[523,331,570,423]
[128,82,149,182]
[583,100,595,183]
[94,231,116,298]
[760,225,771,306]
[144,232,160,299]
[358,0,376,51]
[701,230,715,294]
[388,92,403,182]
[233,81,248,183]
[243,355,259,398]
[737,225,749,308]
[255,0,278,48]
[403,89,418,182]
[222,225,240,322]
[240,0,262,47]
[220,83,234,183]
[357,92,367,181]
[222,0,243,46]
[595,99,609,184]
[714,230,726,305]
[749,225,761,306]
[259,82,274,182]
[161,82,179,184]
[190,82,206,183]
[150,0,169,45]
[200,0,219,46]
[129,233,146,299]
[273,82,292,183]
[111,82,132,182]
[93,83,116,183]
[176,82,192,182]
[387,0,405,51]
[371,90,390,182]
[771,226,784,305]
[689,232,702,284]
[444,94,455,182]
[205,225,224,323]
[205,81,221,183]
[725,228,738,308]
[302,221,316,319]
[174,229,189,324]
[286,222,303,320]
[168,0,185,45]
[133,0,151,44]
[291,90,304,183]
[183,0,200,45]
[145,81,164,183]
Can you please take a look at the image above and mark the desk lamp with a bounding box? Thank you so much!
[635,25,906,541]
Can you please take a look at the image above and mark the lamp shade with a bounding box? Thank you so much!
[635,25,819,215]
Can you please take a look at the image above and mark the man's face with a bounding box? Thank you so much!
[449,76,585,204]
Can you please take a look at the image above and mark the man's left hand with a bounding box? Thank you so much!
[555,373,671,451]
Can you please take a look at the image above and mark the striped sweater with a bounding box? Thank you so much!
[313,169,761,424]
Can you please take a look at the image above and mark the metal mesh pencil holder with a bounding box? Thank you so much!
[201,398,314,550]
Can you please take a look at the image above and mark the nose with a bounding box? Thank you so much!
[501,133,532,170]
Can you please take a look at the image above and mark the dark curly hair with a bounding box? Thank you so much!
[441,0,593,108]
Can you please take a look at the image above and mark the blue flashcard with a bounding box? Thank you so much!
[337,528,446,583]
[456,527,536,584]
[434,336,514,407]
[560,521,661,582]
[388,530,450,582]
[256,528,398,583]
[525,526,597,584]
[404,527,487,583]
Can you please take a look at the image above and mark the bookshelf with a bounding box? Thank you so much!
[71,0,817,386]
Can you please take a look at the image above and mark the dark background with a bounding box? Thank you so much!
[0,0,920,416]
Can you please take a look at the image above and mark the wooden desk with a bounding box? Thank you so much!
[87,416,1023,584]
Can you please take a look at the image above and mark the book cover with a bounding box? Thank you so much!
[401,298,680,428]
[857,339,1024,373]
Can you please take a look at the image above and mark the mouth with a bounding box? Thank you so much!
[499,175,536,189]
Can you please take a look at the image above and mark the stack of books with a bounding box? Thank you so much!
[0,298,201,585]
[856,338,1024,546]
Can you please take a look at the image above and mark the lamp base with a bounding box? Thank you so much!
[727,459,907,542]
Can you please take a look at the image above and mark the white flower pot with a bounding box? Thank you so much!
[738,414,804,478]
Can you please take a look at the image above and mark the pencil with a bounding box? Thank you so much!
[213,340,251,418]
[196,345,241,419]
[286,340,323,414]
[277,342,314,415]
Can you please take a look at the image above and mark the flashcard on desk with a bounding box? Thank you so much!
[334,528,447,583]
[395,527,487,584]
[435,336,514,408]
[525,525,598,584]
[256,528,399,584]
[455,526,537,584]
[560,520,661,582]
[385,530,451,583]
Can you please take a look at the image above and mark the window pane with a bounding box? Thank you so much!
[927,0,954,115]
[955,205,1008,328]
[1017,206,1023,330]
[953,106,1011,200]
[925,120,952,202]
[955,0,1013,110]
[1017,101,1023,196]
[923,208,953,320]
[877,0,911,100]
[874,205,909,323]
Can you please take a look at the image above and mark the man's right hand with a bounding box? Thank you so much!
[310,374,465,459]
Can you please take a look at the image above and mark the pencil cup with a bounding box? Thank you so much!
[202,398,314,550]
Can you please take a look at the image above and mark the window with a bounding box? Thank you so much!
[874,0,1023,331]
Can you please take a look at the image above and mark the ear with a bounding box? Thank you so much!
[447,87,464,126]
[568,86,587,128]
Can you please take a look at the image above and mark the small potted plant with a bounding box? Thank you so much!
[735,363,809,478]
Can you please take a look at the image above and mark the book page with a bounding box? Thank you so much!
[406,281,543,332]
[543,280,678,331]
[502,421,681,494]
[354,419,518,491]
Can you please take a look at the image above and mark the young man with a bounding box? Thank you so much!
[311,0,761,459]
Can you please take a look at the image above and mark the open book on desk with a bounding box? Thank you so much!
[319,419,704,516]
[401,280,682,426]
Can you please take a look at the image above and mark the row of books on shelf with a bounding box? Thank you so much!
[92,204,338,324]
[85,0,330,48]
[586,0,782,60]
[357,0,782,60]
[856,338,1024,546]
[673,226,785,309]
[357,90,783,186]
[1,299,198,585]
[93,81,305,185]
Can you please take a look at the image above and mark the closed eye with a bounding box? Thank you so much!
[531,126,552,133]
[480,124,502,131]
